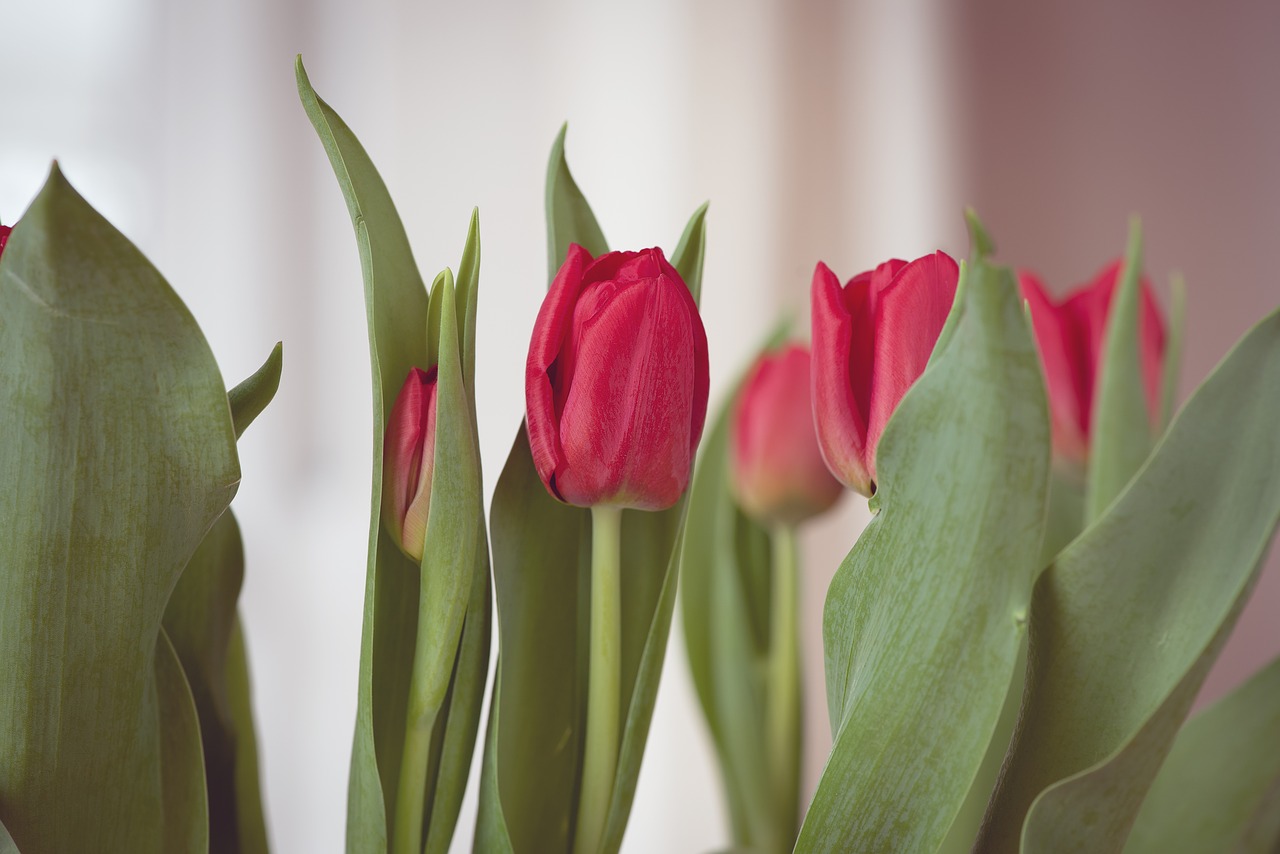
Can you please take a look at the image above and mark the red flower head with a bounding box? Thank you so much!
[383,367,439,561]
[811,251,960,496]
[526,244,710,510]
[0,224,11,258]
[1018,261,1166,464]
[731,343,842,526]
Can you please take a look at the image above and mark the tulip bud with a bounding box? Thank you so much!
[0,224,11,258]
[526,244,710,510]
[731,344,842,526]
[1019,262,1166,464]
[383,366,439,561]
[811,252,960,496]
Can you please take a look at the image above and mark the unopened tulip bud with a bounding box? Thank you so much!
[526,244,710,511]
[811,252,959,496]
[383,367,439,562]
[1019,262,1166,464]
[0,224,11,258]
[731,344,841,526]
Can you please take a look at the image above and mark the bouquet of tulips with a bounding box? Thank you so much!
[2,56,1278,854]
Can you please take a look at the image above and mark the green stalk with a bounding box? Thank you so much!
[574,505,623,854]
[391,573,451,854]
[767,524,800,846]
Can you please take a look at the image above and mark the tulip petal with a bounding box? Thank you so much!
[811,262,872,495]
[526,243,593,501]
[1020,272,1089,462]
[866,251,959,480]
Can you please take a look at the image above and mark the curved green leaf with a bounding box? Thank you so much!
[672,202,708,304]
[976,307,1280,853]
[297,57,490,854]
[229,342,283,439]
[0,166,236,852]
[545,124,608,279]
[164,510,270,854]
[795,258,1051,852]
[1126,655,1280,853]
[1085,220,1152,523]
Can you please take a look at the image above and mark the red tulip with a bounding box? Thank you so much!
[383,367,439,561]
[1019,261,1166,463]
[811,252,960,496]
[731,344,842,526]
[0,224,11,258]
[526,244,710,511]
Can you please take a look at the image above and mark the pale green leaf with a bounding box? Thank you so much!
[1159,274,1185,430]
[671,202,708,304]
[545,124,608,279]
[228,342,283,439]
[795,258,1050,852]
[976,308,1280,853]
[1126,655,1280,853]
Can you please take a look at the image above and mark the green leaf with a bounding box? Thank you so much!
[1159,273,1186,429]
[226,620,270,854]
[164,509,270,854]
[228,342,283,439]
[0,819,17,854]
[0,166,237,852]
[671,202,708,304]
[975,307,1280,853]
[1126,655,1280,853]
[545,123,608,279]
[298,57,490,854]
[1085,219,1151,523]
[476,132,697,854]
[795,258,1051,852]
[456,209,481,398]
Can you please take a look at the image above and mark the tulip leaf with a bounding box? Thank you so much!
[164,509,270,854]
[975,307,1280,853]
[477,133,695,854]
[546,124,608,279]
[298,57,490,854]
[795,258,1051,852]
[671,202,708,304]
[229,342,283,439]
[0,166,238,851]
[456,208,481,396]
[680,325,796,852]
[1125,655,1280,853]
[1159,273,1185,429]
[0,820,16,854]
[1085,220,1151,523]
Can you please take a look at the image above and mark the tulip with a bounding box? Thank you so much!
[1018,261,1166,464]
[0,224,11,257]
[731,343,842,526]
[382,366,439,562]
[526,243,710,511]
[810,251,960,496]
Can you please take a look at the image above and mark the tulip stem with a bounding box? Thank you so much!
[575,505,624,854]
[767,524,801,844]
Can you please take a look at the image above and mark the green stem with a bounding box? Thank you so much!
[574,505,623,854]
[391,574,450,854]
[767,524,800,845]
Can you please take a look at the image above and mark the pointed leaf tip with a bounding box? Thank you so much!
[965,208,995,259]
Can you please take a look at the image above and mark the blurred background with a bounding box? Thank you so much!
[2,0,1278,850]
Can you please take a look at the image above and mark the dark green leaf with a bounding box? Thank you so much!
[796,259,1050,852]
[977,308,1280,853]
[671,202,708,304]
[0,166,237,852]
[545,124,608,279]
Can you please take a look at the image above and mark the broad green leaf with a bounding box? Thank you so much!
[671,202,708,304]
[477,135,705,854]
[0,166,236,852]
[298,58,490,854]
[976,307,1280,853]
[226,620,270,854]
[1085,221,1151,523]
[1126,655,1280,853]
[229,342,283,439]
[795,258,1051,852]
[680,326,796,852]
[545,124,608,279]
[164,510,270,854]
